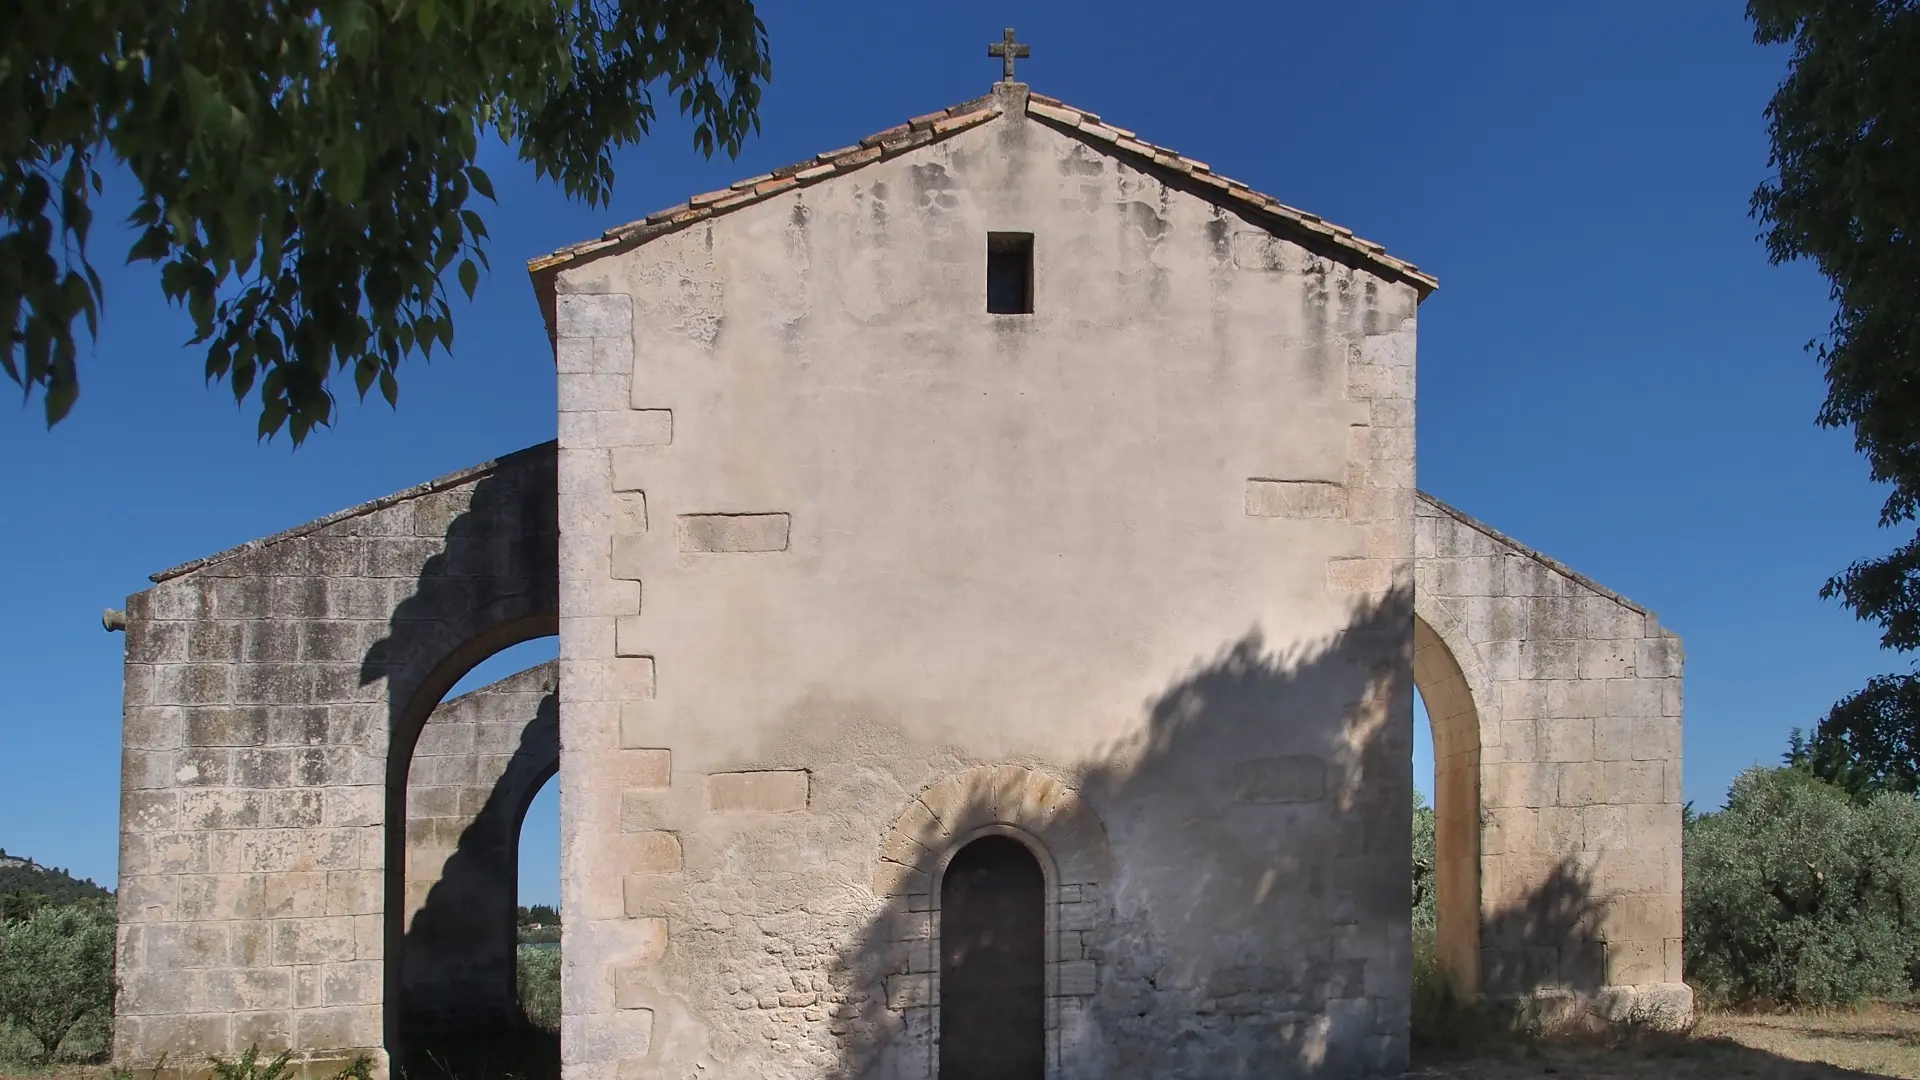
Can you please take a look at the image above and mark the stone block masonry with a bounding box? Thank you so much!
[115,442,557,1077]
[1414,493,1688,1020]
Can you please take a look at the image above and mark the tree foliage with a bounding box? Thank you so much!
[0,850,114,909]
[516,944,561,1032]
[1749,1,1920,786]
[1411,788,1436,933]
[3,0,771,440]
[1684,766,1920,1005]
[0,904,115,1063]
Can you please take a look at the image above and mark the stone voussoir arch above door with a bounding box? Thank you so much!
[875,765,1112,899]
[872,764,1114,1080]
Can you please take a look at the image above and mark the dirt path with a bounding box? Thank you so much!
[7,1007,1920,1080]
[1412,1005,1920,1079]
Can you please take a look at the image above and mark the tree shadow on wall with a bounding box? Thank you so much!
[347,442,558,1072]
[820,586,1431,1080]
[1478,858,1605,1004]
[400,674,561,1080]
[797,583,1883,1079]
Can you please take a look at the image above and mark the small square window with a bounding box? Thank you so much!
[987,232,1034,314]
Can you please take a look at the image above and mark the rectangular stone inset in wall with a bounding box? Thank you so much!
[1230,756,1326,804]
[707,770,810,812]
[621,750,672,790]
[613,410,673,448]
[677,513,790,553]
[1245,479,1347,519]
[625,832,683,873]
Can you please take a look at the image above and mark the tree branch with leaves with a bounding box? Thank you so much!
[1750,0,1920,795]
[2,0,771,441]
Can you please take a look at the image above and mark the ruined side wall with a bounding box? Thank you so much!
[554,83,1422,1080]
[115,446,557,1073]
[1413,495,1688,1024]
[403,662,558,1033]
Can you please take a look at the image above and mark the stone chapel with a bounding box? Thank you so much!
[110,55,1690,1080]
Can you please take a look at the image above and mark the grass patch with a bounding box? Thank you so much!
[0,1015,108,1072]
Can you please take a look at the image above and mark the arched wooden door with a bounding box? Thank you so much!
[939,836,1045,1080]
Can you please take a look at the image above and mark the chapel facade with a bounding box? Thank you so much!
[110,70,1689,1080]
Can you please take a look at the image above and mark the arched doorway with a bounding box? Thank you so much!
[389,634,559,1078]
[939,836,1046,1080]
[1412,614,1482,995]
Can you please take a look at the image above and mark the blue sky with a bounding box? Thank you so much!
[0,2,1891,908]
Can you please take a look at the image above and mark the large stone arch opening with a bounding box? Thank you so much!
[394,656,559,1068]
[1412,613,1483,995]
[381,612,559,1048]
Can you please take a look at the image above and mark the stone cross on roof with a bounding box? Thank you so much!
[988,27,1029,82]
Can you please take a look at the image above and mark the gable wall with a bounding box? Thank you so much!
[1413,497,1687,1022]
[554,83,1423,1079]
[111,445,558,1075]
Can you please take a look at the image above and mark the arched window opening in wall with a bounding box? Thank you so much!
[1411,614,1484,998]
[395,635,560,1080]
[939,836,1046,1080]
[513,772,562,1069]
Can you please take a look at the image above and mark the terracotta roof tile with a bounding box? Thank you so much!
[529,86,1434,331]
[753,175,799,198]
[861,123,912,147]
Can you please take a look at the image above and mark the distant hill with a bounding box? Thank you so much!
[0,848,113,909]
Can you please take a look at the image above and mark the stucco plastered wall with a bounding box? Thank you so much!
[554,82,1422,1080]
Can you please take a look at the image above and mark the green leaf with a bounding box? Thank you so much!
[466,165,494,200]
[127,227,170,263]
[457,258,479,299]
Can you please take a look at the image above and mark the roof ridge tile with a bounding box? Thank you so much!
[527,87,1434,316]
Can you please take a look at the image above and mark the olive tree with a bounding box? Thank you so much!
[0,903,115,1062]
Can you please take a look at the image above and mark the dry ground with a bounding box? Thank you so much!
[1412,1003,1920,1079]
[4,1007,1920,1079]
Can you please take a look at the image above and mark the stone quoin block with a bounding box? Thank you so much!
[624,832,684,873]
[556,293,634,338]
[608,410,673,450]
[616,750,672,790]
[677,513,790,553]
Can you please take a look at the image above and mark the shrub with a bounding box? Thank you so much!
[1684,766,1920,1006]
[0,902,116,1062]
[207,1046,374,1080]
[517,945,561,1032]
[1412,789,1436,934]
